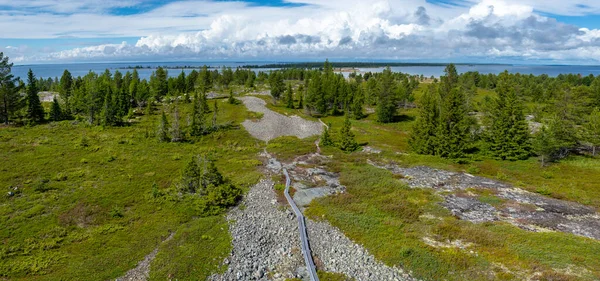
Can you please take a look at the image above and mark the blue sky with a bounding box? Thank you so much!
[1,0,600,64]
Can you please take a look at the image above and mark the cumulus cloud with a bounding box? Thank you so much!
[3,0,600,63]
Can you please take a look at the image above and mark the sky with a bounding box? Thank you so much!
[1,0,600,65]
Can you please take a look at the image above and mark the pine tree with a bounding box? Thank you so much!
[339,116,359,152]
[157,110,170,142]
[25,69,45,124]
[285,83,294,108]
[376,67,396,123]
[436,88,470,159]
[410,85,439,155]
[485,72,531,160]
[321,123,333,146]
[50,97,62,122]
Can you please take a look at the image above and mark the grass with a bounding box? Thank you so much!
[0,99,263,279]
[306,163,600,281]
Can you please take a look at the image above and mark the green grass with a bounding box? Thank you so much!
[306,163,600,281]
[0,100,263,280]
[149,216,231,280]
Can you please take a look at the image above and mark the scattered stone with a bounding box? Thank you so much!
[362,146,382,154]
[369,160,600,240]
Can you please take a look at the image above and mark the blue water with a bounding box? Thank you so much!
[11,62,600,80]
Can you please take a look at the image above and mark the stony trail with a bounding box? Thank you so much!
[240,96,323,142]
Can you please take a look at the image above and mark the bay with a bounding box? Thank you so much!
[11,61,600,81]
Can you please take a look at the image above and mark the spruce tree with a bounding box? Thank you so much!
[50,97,63,122]
[171,106,183,142]
[201,157,224,191]
[436,88,470,159]
[297,84,304,109]
[191,93,206,136]
[212,100,218,131]
[339,116,359,152]
[351,83,365,119]
[409,85,439,155]
[0,53,23,124]
[182,156,200,193]
[485,72,531,160]
[285,83,294,108]
[270,72,284,100]
[228,89,237,104]
[101,87,117,126]
[376,67,396,123]
[59,70,73,116]
[25,69,45,124]
[321,123,333,146]
[157,110,170,142]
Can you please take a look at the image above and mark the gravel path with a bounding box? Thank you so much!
[209,179,306,281]
[210,153,415,281]
[240,96,323,142]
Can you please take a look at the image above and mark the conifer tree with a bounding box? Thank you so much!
[285,83,294,108]
[150,67,168,99]
[59,70,73,116]
[339,116,359,152]
[376,67,396,123]
[25,69,45,124]
[201,157,224,191]
[436,88,470,159]
[297,84,304,109]
[182,156,200,193]
[270,72,284,100]
[228,89,237,104]
[582,107,600,156]
[197,66,212,94]
[410,85,439,155]
[190,93,206,136]
[101,87,117,126]
[50,97,62,122]
[485,72,531,160]
[157,110,170,142]
[351,83,365,119]
[212,100,218,131]
[0,53,23,124]
[533,125,559,167]
[321,123,333,146]
[171,106,183,142]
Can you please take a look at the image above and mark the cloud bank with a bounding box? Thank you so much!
[2,0,600,63]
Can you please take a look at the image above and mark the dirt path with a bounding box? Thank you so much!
[240,96,323,142]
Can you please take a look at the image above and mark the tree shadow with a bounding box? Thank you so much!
[392,114,415,122]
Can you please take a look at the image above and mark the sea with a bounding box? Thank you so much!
[11,61,600,81]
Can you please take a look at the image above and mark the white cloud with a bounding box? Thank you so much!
[2,0,600,63]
